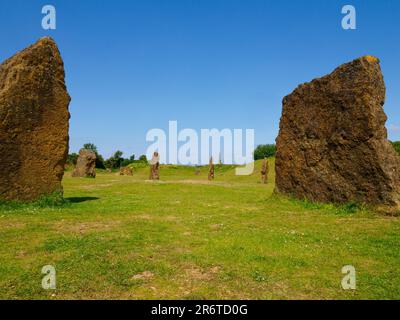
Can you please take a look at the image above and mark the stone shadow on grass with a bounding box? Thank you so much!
[65,197,100,203]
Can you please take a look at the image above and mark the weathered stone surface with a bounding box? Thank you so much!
[120,166,133,176]
[208,157,215,181]
[261,158,269,184]
[0,37,70,201]
[275,56,400,206]
[149,152,160,180]
[72,149,96,178]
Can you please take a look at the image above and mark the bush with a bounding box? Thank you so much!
[66,153,78,165]
[104,151,124,169]
[34,193,70,208]
[391,141,400,156]
[254,144,276,160]
[0,192,70,211]
[130,161,148,169]
[119,155,136,168]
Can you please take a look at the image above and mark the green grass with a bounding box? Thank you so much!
[0,193,71,212]
[1,159,399,300]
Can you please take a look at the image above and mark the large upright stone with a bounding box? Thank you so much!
[0,37,71,202]
[275,56,400,207]
[72,149,96,178]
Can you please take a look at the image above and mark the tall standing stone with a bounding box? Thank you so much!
[275,56,400,207]
[261,158,269,184]
[149,152,160,180]
[72,149,97,178]
[208,157,215,181]
[0,37,71,201]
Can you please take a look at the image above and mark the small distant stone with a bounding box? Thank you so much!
[149,152,160,180]
[72,149,96,178]
[119,166,133,176]
[208,157,215,181]
[132,271,154,280]
[261,158,269,184]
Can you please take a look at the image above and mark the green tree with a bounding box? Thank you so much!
[105,151,124,169]
[254,144,276,160]
[114,151,123,159]
[120,154,136,167]
[139,155,148,162]
[120,159,131,167]
[83,143,98,153]
[391,141,400,156]
[67,153,78,165]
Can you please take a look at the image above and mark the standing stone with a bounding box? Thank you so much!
[275,56,400,207]
[208,157,215,181]
[261,158,269,184]
[149,152,160,180]
[0,37,71,202]
[120,166,133,176]
[72,149,96,178]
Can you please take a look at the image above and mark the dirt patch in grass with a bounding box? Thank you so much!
[79,184,114,190]
[132,271,154,280]
[51,220,123,235]
[182,264,221,282]
[172,180,236,187]
[0,220,27,231]
[209,223,224,230]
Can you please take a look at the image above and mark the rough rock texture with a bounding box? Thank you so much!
[275,56,400,206]
[120,166,133,176]
[149,152,160,180]
[208,157,215,181]
[72,149,96,178]
[0,37,70,201]
[261,158,269,184]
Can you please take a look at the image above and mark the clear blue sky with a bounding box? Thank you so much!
[1,0,399,159]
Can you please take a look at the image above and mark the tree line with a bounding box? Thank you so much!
[254,142,400,160]
[68,141,400,168]
[67,143,148,170]
[67,143,277,169]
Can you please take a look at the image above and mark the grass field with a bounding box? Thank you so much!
[1,159,400,300]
